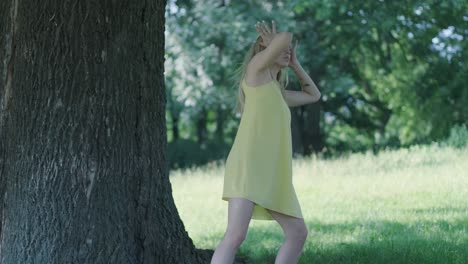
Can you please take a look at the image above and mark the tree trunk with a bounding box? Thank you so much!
[196,107,208,144]
[215,104,225,144]
[0,1,240,263]
[303,102,324,155]
[0,0,15,246]
[166,85,180,141]
[171,113,180,141]
[291,108,304,155]
[292,102,324,156]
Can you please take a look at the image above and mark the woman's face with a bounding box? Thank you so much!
[274,44,292,68]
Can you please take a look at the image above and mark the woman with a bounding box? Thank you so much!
[211,20,321,264]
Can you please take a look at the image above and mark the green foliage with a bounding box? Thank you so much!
[167,138,229,170]
[165,0,467,163]
[440,124,468,149]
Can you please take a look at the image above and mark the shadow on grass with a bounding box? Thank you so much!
[197,209,468,264]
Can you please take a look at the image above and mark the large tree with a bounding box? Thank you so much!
[0,0,242,263]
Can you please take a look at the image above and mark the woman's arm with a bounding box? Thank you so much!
[290,62,321,101]
[281,40,321,107]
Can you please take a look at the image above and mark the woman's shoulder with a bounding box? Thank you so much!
[244,68,275,88]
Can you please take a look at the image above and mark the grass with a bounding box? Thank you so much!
[169,142,468,264]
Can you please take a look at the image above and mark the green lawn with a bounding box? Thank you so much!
[170,143,468,264]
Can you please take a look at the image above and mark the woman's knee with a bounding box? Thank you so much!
[223,231,247,248]
[286,223,308,242]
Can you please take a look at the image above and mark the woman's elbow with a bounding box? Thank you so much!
[311,93,321,103]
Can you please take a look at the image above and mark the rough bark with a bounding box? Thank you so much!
[0,0,244,263]
[0,0,15,244]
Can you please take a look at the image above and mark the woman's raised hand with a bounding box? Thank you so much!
[288,39,299,68]
[255,20,276,47]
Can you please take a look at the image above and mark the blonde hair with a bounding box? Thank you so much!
[229,36,289,117]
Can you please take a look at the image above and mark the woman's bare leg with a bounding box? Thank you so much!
[266,209,308,264]
[210,198,255,264]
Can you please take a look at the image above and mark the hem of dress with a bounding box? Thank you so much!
[221,194,304,221]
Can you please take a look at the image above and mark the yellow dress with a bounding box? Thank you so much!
[221,78,303,221]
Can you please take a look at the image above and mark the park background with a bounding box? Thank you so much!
[164,0,466,170]
[165,1,467,263]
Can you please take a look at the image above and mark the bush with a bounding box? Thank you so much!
[440,124,468,149]
[167,138,230,170]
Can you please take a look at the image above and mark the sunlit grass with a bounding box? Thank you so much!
[170,142,468,263]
